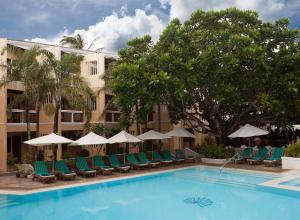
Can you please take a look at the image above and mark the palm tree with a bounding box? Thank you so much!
[45,52,94,161]
[60,34,84,49]
[0,47,53,155]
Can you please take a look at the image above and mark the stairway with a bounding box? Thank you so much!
[0,197,19,208]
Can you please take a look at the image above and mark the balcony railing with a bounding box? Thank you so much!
[7,109,37,124]
[61,110,84,123]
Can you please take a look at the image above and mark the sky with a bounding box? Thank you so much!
[1,0,300,53]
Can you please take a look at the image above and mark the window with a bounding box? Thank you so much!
[88,96,97,111]
[88,61,97,75]
[7,58,11,64]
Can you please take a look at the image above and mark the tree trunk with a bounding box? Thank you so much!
[52,100,61,168]
[25,102,32,156]
[157,104,161,132]
[36,103,41,137]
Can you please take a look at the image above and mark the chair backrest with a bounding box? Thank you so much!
[257,147,268,159]
[241,147,253,157]
[127,154,138,164]
[138,152,150,163]
[272,147,284,159]
[92,156,106,167]
[108,155,120,166]
[175,149,184,159]
[75,157,89,170]
[153,151,161,161]
[55,160,70,173]
[34,161,49,175]
[162,150,172,159]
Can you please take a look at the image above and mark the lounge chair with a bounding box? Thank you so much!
[263,147,284,167]
[175,149,196,162]
[162,150,184,163]
[127,153,149,169]
[108,155,131,173]
[92,156,114,175]
[234,147,253,164]
[75,157,97,177]
[138,152,160,167]
[55,160,76,180]
[247,147,268,165]
[33,161,56,183]
[153,150,173,165]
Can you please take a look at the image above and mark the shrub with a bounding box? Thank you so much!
[193,144,234,159]
[285,139,300,157]
[7,153,18,166]
[78,149,89,157]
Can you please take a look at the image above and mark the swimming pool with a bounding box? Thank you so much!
[1,167,299,220]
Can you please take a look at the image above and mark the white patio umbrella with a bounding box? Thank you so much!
[70,132,109,156]
[166,127,196,138]
[137,130,171,159]
[166,127,196,149]
[24,133,73,146]
[228,124,269,138]
[293,125,300,130]
[108,131,142,162]
[70,132,109,146]
[24,133,73,170]
[137,130,170,140]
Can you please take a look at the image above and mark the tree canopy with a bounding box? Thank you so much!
[111,8,300,143]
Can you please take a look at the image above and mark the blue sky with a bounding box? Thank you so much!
[1,0,300,52]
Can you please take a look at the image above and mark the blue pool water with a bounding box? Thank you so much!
[280,177,300,187]
[1,167,300,220]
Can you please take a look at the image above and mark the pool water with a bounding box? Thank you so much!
[1,167,300,220]
[280,177,300,187]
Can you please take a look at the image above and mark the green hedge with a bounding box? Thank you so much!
[285,139,300,157]
[191,144,235,159]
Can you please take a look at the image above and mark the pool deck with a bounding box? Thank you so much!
[0,161,289,195]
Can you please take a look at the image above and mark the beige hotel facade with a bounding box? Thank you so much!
[0,38,205,172]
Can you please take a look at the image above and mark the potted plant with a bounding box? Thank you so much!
[195,144,235,164]
[282,139,300,170]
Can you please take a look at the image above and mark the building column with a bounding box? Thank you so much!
[0,87,7,172]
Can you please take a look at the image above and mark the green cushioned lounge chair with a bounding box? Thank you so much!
[55,160,76,180]
[153,150,173,165]
[127,153,149,169]
[162,150,184,163]
[263,147,284,167]
[33,161,56,183]
[75,157,97,177]
[175,149,196,163]
[234,147,253,164]
[247,147,268,165]
[92,156,114,175]
[138,152,160,167]
[108,155,130,173]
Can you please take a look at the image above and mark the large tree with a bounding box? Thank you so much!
[110,35,168,133]
[112,8,300,143]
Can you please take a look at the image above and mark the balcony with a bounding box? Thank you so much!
[61,110,84,123]
[7,109,37,124]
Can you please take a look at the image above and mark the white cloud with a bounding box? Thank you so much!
[159,0,300,21]
[29,0,300,53]
[30,9,165,53]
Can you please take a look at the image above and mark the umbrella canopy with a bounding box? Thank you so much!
[24,133,73,146]
[166,127,196,138]
[228,124,269,138]
[137,130,170,140]
[70,132,108,146]
[108,131,142,144]
[293,125,300,130]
